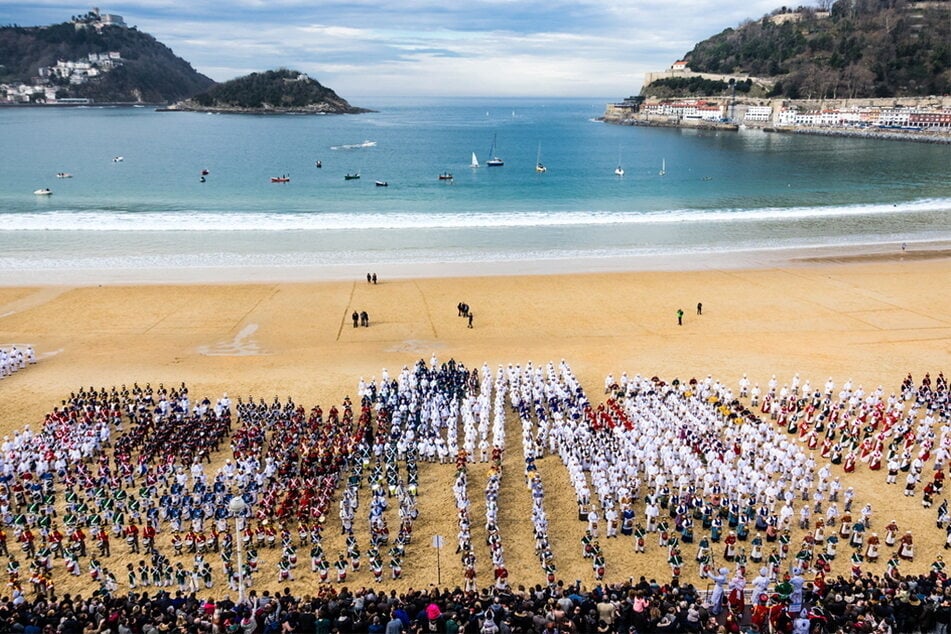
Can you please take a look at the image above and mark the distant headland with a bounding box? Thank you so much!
[0,9,214,104]
[602,1,951,142]
[1,13,366,113]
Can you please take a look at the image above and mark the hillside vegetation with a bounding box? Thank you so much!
[645,77,758,99]
[0,18,213,102]
[179,69,366,113]
[683,0,950,99]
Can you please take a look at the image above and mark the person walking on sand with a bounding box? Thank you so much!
[697,302,703,315]
[361,311,369,327]
[372,273,377,284]
[468,313,474,329]
[352,311,359,328]
[367,273,372,284]
[677,309,684,326]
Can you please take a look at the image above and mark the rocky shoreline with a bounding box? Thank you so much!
[600,115,739,131]
[158,103,373,115]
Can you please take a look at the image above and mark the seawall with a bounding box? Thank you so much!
[764,125,951,144]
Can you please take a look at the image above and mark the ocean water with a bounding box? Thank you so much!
[0,97,949,281]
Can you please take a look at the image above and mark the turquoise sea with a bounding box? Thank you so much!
[0,97,949,282]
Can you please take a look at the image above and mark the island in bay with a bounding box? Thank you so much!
[162,68,370,115]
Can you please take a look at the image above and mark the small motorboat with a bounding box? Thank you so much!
[375,181,388,187]
[315,160,322,168]
[200,176,206,183]
[33,188,53,196]
[113,156,124,162]
[56,172,73,178]
[438,172,454,181]
[201,169,210,176]
[345,173,360,180]
[270,176,290,183]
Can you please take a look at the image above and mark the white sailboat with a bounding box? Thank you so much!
[614,146,624,176]
[535,143,547,173]
[659,158,667,176]
[471,152,480,169]
[486,134,504,167]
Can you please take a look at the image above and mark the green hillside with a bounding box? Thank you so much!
[682,0,950,99]
[0,12,214,102]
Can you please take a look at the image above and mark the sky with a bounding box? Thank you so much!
[1,1,790,98]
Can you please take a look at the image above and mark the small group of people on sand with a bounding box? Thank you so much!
[0,345,35,377]
[457,302,474,328]
[351,311,370,327]
[677,303,702,325]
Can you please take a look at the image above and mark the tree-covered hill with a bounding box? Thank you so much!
[682,0,950,99]
[177,69,368,114]
[0,14,214,102]
[645,77,759,99]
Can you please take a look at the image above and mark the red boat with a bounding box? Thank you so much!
[270,176,290,183]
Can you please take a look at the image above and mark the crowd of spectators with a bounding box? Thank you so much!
[4,570,951,634]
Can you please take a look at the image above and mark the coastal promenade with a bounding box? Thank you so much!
[603,95,951,143]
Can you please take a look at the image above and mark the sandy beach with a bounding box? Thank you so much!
[0,253,948,595]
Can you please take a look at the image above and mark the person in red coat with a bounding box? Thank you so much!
[142,524,156,551]
[899,531,915,560]
[124,523,139,554]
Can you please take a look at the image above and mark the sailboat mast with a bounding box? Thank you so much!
[486,133,504,166]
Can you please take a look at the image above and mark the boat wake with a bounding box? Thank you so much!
[330,140,377,150]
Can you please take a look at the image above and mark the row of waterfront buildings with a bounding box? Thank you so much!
[606,97,951,131]
[606,57,951,132]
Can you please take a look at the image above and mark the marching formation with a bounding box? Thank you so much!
[0,359,947,622]
[0,345,35,379]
